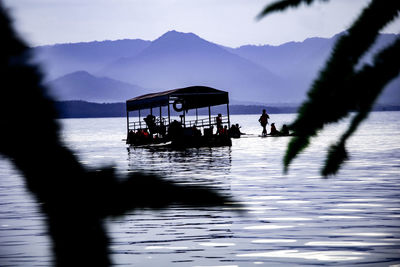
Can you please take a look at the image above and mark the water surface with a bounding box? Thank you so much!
[1,112,399,266]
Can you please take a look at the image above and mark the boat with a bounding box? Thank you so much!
[125,86,232,148]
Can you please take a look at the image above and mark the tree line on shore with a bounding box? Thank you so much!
[55,100,400,118]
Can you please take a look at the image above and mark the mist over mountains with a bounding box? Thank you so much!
[46,71,148,103]
[99,31,290,103]
[35,31,399,105]
[35,39,150,81]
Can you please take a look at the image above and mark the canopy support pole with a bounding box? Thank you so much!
[168,101,171,125]
[126,110,130,134]
[139,109,142,129]
[208,106,211,128]
[227,103,231,128]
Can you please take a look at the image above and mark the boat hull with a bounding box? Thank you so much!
[127,135,231,148]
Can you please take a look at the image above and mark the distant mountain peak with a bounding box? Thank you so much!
[157,30,199,40]
[132,30,217,58]
[38,31,400,105]
[67,70,92,77]
[150,30,208,48]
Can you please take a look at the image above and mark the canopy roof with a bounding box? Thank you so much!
[126,86,229,111]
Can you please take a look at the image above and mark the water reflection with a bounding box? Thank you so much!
[305,241,396,246]
[127,146,232,179]
[237,250,369,261]
[2,113,400,266]
[106,146,237,266]
[252,239,297,243]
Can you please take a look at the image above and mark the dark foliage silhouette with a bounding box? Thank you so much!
[259,0,400,175]
[0,3,231,266]
[257,0,328,20]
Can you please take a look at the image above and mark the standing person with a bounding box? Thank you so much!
[144,114,156,135]
[258,109,270,136]
[216,113,223,134]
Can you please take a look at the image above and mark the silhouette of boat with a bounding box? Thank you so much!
[126,86,232,148]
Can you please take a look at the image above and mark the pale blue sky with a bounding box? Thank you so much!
[3,0,399,47]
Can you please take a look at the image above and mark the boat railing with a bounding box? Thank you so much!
[128,117,167,132]
[128,115,229,132]
[184,115,229,129]
[128,121,143,131]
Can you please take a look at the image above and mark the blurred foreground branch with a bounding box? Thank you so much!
[0,3,231,266]
[259,0,400,175]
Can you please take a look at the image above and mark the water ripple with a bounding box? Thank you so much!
[2,113,400,266]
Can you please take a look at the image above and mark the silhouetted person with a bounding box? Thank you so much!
[217,124,227,136]
[144,114,156,135]
[204,126,213,137]
[192,125,201,137]
[281,124,289,136]
[229,124,243,138]
[158,120,166,137]
[141,129,150,138]
[168,120,183,140]
[235,123,244,137]
[270,123,280,136]
[127,130,135,144]
[216,113,222,134]
[258,109,270,136]
[222,125,228,135]
[228,124,237,138]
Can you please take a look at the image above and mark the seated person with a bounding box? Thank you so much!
[141,129,150,138]
[232,123,244,138]
[127,130,135,143]
[236,124,243,133]
[228,124,237,137]
[281,124,289,136]
[192,125,201,137]
[158,120,166,138]
[203,126,213,137]
[219,125,228,136]
[229,124,241,138]
[270,123,280,136]
[168,120,183,139]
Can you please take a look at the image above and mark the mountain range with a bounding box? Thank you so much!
[46,71,148,103]
[35,30,400,105]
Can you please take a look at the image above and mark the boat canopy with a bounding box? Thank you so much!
[126,86,229,111]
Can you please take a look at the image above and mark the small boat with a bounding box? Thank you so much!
[125,86,232,148]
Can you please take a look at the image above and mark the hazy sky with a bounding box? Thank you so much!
[3,0,399,47]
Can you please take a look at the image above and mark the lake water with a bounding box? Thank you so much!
[1,112,400,266]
